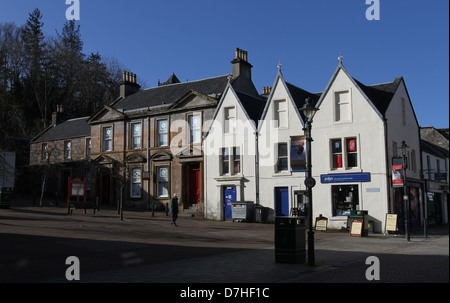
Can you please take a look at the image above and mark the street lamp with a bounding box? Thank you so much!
[400,140,410,241]
[300,97,318,266]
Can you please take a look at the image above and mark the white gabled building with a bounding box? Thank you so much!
[312,60,423,233]
[203,82,266,221]
[257,68,320,222]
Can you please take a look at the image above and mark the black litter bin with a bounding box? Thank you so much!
[275,216,306,264]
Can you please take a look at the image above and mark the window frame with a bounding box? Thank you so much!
[157,119,169,147]
[130,168,142,198]
[131,122,142,150]
[276,142,289,172]
[64,141,71,159]
[102,126,113,152]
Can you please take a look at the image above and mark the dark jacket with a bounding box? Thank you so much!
[170,196,179,214]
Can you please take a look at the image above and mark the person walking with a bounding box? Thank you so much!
[170,193,179,226]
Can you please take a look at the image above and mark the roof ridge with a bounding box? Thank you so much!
[142,74,230,92]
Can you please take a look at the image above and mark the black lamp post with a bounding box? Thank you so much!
[400,140,410,242]
[300,97,318,266]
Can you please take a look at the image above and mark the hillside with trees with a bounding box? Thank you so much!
[0,8,129,139]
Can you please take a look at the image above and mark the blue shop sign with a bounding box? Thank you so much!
[321,172,371,184]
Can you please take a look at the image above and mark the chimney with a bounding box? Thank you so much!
[262,87,272,96]
[120,71,141,97]
[52,105,64,126]
[231,48,253,80]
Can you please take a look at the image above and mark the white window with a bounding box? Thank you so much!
[189,114,201,144]
[131,123,141,149]
[64,141,71,159]
[233,147,241,174]
[103,127,112,152]
[131,168,141,198]
[334,91,351,122]
[274,100,287,128]
[157,120,168,147]
[157,166,169,197]
[331,137,359,169]
[277,143,288,172]
[221,148,229,175]
[224,107,236,133]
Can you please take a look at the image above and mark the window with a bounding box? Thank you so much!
[103,127,112,152]
[233,147,241,174]
[189,114,201,144]
[156,166,169,197]
[346,138,358,168]
[157,120,168,147]
[332,185,359,216]
[331,137,358,169]
[64,141,71,159]
[277,143,288,172]
[334,91,351,122]
[131,168,142,198]
[221,148,230,175]
[274,100,287,128]
[131,123,142,149]
[86,138,91,157]
[41,144,48,160]
[224,107,236,133]
[331,139,343,169]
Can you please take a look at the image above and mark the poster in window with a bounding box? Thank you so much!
[290,136,306,172]
[347,139,356,152]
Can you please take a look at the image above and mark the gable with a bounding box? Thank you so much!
[88,106,126,124]
[168,90,218,111]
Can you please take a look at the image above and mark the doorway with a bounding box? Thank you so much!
[188,165,201,205]
[275,187,289,216]
[223,186,236,220]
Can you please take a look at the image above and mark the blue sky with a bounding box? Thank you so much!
[1,0,449,128]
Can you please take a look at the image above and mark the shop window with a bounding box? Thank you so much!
[332,185,359,216]
[156,166,169,198]
[331,137,359,169]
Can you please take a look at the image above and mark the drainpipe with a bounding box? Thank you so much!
[147,117,150,210]
[255,130,260,205]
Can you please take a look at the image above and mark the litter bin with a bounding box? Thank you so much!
[231,202,255,222]
[275,216,306,264]
[0,187,12,209]
[349,210,369,236]
[255,205,267,223]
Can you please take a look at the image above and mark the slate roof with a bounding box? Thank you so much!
[285,82,321,121]
[31,117,91,143]
[354,76,403,115]
[113,75,230,111]
[235,91,267,126]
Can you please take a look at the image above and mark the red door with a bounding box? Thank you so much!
[189,168,200,204]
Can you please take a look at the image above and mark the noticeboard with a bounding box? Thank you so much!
[350,219,363,237]
[315,219,328,231]
[385,214,398,232]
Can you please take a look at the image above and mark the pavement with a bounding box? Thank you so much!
[0,198,448,285]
